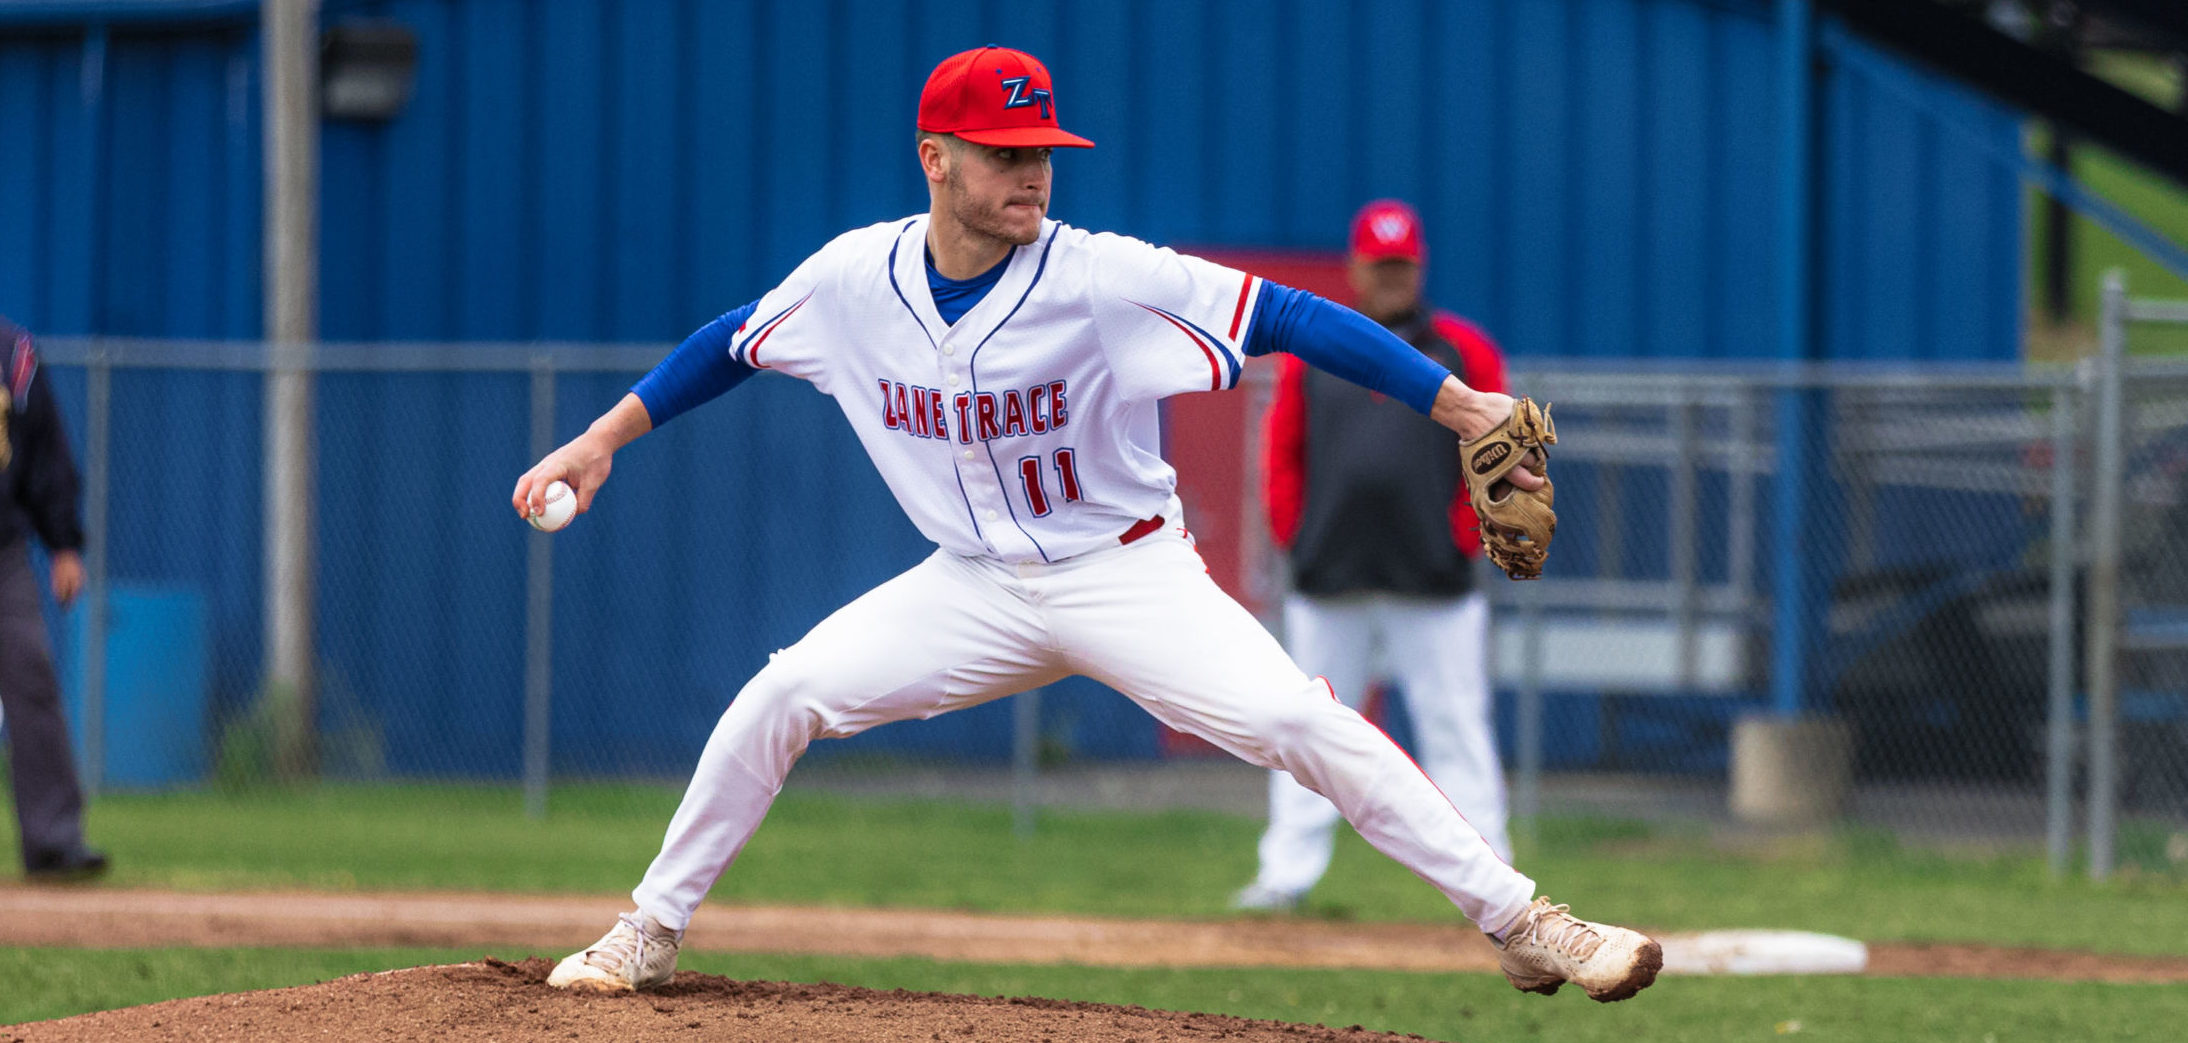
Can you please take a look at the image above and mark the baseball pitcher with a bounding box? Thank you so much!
[513,46,1639,1001]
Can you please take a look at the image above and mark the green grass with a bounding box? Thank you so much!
[2026,112,2188,356]
[28,784,2188,958]
[2025,49,2188,354]
[6,945,2187,1041]
[2086,51,2183,110]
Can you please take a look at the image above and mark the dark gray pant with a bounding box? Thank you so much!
[0,541,87,865]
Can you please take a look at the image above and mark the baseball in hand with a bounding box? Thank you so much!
[527,480,577,533]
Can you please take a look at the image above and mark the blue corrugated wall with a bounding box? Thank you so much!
[0,0,2028,779]
[2,0,2023,355]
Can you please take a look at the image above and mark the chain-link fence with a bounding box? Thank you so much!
[2098,285,2188,876]
[37,341,954,788]
[1492,365,2085,850]
[20,288,2187,875]
[1486,280,2188,877]
[2111,358,2188,858]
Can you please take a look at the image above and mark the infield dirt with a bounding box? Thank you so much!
[7,887,2188,983]
[8,886,2188,1041]
[1,957,1442,1042]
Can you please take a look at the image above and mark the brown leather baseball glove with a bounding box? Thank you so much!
[1460,397,1558,580]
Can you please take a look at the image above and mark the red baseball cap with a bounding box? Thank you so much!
[918,46,1094,149]
[1349,199,1427,263]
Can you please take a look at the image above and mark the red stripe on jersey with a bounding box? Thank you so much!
[746,292,814,368]
[1226,274,1254,341]
[1136,304,1223,392]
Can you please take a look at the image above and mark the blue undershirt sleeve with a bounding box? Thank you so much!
[630,301,762,427]
[1243,284,1451,416]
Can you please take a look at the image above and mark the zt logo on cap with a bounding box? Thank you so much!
[1370,213,1411,243]
[1000,76,1053,119]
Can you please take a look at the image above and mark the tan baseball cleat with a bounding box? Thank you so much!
[1491,896,1663,1002]
[547,911,683,992]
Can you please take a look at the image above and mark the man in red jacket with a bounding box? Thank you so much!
[1237,200,1512,911]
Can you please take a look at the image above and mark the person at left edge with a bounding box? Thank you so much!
[0,315,107,882]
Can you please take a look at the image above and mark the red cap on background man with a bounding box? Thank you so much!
[1349,199,1426,264]
[918,46,1095,149]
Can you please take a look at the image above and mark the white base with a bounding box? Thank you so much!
[1658,930,1868,976]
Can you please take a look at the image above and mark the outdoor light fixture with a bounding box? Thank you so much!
[320,20,417,122]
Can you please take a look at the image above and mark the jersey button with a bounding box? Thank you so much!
[986,509,999,522]
[943,346,956,356]
[947,373,961,386]
[961,449,974,460]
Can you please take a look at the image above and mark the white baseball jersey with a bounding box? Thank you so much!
[731,216,1266,563]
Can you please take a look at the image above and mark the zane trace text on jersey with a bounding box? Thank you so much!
[729,214,1264,565]
[877,378,1070,444]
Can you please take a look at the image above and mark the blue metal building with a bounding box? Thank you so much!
[0,0,2027,779]
[3,0,2023,355]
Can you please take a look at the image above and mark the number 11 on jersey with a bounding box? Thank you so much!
[1018,448,1083,517]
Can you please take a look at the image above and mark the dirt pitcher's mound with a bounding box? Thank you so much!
[1,957,1440,1043]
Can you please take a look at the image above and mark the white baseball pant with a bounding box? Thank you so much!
[1250,591,1511,900]
[630,523,1533,933]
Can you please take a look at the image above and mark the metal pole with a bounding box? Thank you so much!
[1770,0,1821,719]
[82,351,111,798]
[1515,590,1544,850]
[1012,688,1041,839]
[1595,451,1625,766]
[1596,458,1625,587]
[2044,383,2077,876]
[2084,270,2128,880]
[1671,395,1700,687]
[1843,394,1876,573]
[1769,390,1821,718]
[1239,363,1282,617]
[2043,127,2076,322]
[1729,389,1759,611]
[2040,7,2082,322]
[71,20,109,796]
[262,0,320,779]
[524,362,556,819]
